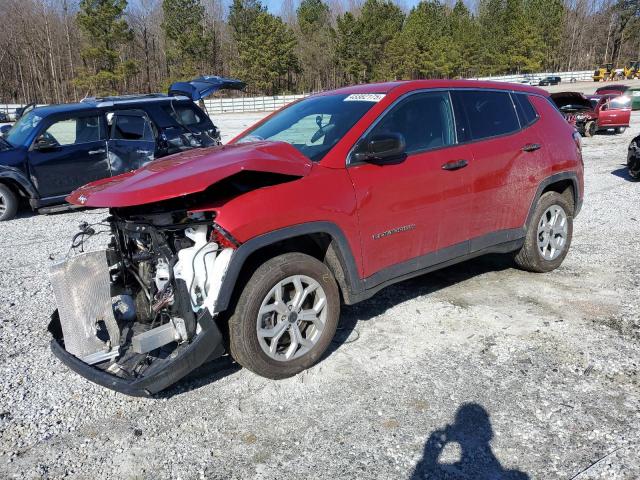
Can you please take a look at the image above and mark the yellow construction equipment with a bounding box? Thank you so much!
[625,61,640,79]
[593,63,613,82]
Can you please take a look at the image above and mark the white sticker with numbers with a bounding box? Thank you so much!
[344,93,386,102]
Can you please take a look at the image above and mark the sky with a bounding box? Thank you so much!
[249,1,428,15]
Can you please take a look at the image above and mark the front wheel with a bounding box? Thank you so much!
[514,192,573,273]
[0,184,18,221]
[584,121,596,137]
[228,252,340,379]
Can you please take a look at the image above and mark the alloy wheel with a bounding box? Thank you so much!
[537,205,568,261]
[256,275,327,362]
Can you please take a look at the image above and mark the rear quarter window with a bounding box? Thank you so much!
[453,90,520,140]
[513,93,539,127]
[161,104,208,127]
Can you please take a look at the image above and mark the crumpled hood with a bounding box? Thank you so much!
[67,141,312,208]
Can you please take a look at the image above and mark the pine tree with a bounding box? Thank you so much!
[229,1,299,94]
[335,0,404,83]
[162,0,211,80]
[76,0,135,95]
[296,0,335,91]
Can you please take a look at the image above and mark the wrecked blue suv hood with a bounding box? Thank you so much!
[168,76,246,101]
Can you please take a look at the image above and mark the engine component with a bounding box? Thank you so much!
[131,317,188,354]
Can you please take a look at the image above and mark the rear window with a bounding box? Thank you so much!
[513,93,538,127]
[453,90,520,140]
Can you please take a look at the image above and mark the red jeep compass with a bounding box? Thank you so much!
[49,80,584,396]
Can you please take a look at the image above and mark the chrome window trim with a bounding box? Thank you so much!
[347,87,546,167]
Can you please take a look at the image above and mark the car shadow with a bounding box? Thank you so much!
[410,403,529,479]
[324,253,515,357]
[611,166,637,182]
[158,254,515,397]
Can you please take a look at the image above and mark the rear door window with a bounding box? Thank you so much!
[453,90,520,140]
[111,114,154,141]
[365,91,455,154]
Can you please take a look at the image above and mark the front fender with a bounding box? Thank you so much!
[213,221,364,313]
[0,165,39,204]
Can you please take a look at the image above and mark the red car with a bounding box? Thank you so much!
[551,91,630,136]
[595,84,630,96]
[588,94,631,133]
[49,80,584,395]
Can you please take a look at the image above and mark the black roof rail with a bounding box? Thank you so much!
[80,93,168,103]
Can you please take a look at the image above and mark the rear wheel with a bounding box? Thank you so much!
[514,192,573,273]
[0,184,18,221]
[228,252,340,379]
[617,126,626,134]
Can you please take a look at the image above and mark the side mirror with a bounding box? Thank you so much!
[353,133,406,165]
[33,136,58,151]
[0,125,11,137]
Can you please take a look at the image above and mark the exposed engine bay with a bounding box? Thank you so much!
[48,209,237,395]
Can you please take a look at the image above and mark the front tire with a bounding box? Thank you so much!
[584,121,596,137]
[0,184,18,221]
[514,192,573,273]
[228,252,340,379]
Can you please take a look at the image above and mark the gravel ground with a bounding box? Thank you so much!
[0,107,639,480]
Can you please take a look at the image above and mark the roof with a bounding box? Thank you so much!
[29,95,192,117]
[318,79,549,97]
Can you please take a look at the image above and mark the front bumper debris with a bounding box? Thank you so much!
[49,309,225,397]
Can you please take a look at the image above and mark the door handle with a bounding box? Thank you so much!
[88,149,106,155]
[441,159,468,171]
[522,143,541,152]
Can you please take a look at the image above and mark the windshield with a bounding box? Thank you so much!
[4,110,43,147]
[236,93,382,161]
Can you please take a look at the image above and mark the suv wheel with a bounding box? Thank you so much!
[228,252,340,379]
[0,184,18,221]
[514,191,573,273]
[584,121,596,137]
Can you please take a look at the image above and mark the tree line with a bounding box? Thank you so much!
[1,0,639,104]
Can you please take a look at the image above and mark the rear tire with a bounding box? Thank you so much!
[228,252,340,379]
[0,184,18,221]
[514,192,573,273]
[617,126,626,134]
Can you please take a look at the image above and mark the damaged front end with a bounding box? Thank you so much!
[48,209,237,396]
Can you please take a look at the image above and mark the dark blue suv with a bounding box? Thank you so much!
[0,76,244,221]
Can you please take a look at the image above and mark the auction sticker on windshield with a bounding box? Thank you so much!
[344,94,385,102]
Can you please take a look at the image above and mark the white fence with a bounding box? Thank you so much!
[476,70,594,83]
[203,94,308,114]
[0,70,599,118]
